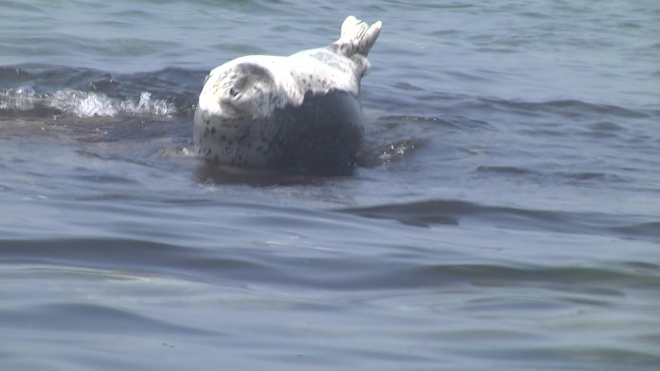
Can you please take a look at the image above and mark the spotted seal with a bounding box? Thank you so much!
[193,16,382,171]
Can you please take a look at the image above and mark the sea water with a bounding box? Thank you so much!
[1,0,659,370]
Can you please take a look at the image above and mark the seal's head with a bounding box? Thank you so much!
[194,58,300,166]
[199,61,287,120]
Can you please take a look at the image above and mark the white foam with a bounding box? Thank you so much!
[0,87,38,111]
[0,88,177,118]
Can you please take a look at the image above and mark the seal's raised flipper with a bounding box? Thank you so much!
[333,16,382,58]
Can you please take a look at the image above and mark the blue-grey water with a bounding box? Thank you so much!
[1,0,660,370]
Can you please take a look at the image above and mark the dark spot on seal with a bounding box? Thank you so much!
[211,127,216,135]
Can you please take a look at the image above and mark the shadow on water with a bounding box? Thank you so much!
[192,160,354,186]
[337,199,660,243]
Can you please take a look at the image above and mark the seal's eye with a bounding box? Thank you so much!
[229,87,239,98]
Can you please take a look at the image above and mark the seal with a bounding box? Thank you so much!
[193,16,382,171]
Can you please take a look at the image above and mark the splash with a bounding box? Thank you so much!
[378,140,418,163]
[0,87,36,111]
[0,88,177,118]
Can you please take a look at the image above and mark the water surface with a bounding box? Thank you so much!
[1,0,660,370]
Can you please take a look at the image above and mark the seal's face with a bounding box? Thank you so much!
[204,62,280,120]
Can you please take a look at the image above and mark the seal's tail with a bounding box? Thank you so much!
[334,16,382,57]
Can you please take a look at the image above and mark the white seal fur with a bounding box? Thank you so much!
[194,16,382,170]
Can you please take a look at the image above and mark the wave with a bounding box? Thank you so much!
[2,235,657,292]
[0,66,205,118]
[0,87,176,118]
[474,97,655,119]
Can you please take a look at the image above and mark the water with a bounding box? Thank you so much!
[1,0,660,369]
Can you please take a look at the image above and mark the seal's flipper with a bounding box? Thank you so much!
[333,16,382,58]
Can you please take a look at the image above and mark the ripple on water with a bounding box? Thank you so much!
[338,199,660,243]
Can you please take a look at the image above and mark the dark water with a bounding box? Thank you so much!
[1,0,660,370]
